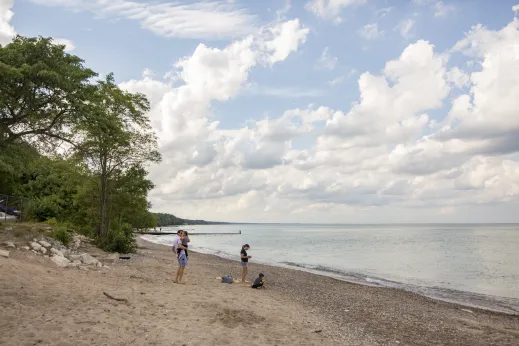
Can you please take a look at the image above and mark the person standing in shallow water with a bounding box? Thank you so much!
[240,244,251,283]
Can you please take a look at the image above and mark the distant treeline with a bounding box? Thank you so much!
[152,213,229,227]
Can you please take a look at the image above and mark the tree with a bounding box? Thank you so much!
[75,74,161,237]
[0,36,97,150]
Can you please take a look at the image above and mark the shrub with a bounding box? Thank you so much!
[44,217,58,227]
[29,198,61,222]
[98,222,136,254]
[52,226,72,246]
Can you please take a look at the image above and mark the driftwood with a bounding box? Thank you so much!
[103,291,128,303]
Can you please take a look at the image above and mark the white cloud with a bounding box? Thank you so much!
[262,19,309,64]
[116,10,519,222]
[28,0,257,40]
[359,23,384,40]
[53,38,75,52]
[305,0,367,23]
[396,19,416,39]
[317,46,338,70]
[434,1,456,18]
[514,4,519,14]
[0,0,16,45]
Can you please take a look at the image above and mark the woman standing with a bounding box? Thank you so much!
[174,231,188,284]
[240,244,251,283]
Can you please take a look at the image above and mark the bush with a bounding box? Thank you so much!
[29,198,61,222]
[44,217,58,227]
[52,226,72,246]
[98,222,136,254]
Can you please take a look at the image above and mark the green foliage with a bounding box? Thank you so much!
[0,36,97,149]
[29,197,62,221]
[98,221,136,254]
[153,212,228,227]
[44,217,58,227]
[1,36,160,253]
[52,226,72,246]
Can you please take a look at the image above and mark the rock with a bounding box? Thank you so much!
[80,253,99,266]
[39,247,47,255]
[50,248,64,257]
[30,242,42,251]
[79,266,89,271]
[22,246,30,251]
[69,254,82,262]
[44,227,53,232]
[51,255,70,267]
[0,249,9,258]
[39,240,52,248]
[96,261,103,267]
[4,241,15,248]
[5,226,13,232]
[61,248,70,258]
[72,260,81,265]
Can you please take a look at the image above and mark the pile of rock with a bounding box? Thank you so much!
[24,235,111,270]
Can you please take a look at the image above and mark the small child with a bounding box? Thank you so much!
[251,273,265,289]
[182,231,190,259]
[177,231,190,258]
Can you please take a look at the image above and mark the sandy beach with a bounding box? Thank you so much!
[1,234,518,346]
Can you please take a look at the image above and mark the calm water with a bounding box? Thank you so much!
[142,223,519,314]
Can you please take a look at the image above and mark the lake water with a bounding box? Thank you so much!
[141,223,519,314]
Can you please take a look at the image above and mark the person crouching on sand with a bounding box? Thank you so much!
[174,231,188,284]
[252,273,265,289]
[240,244,251,283]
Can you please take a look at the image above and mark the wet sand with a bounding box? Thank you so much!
[0,236,518,345]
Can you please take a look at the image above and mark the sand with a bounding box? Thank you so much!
[0,235,518,346]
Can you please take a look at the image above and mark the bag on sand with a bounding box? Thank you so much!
[221,275,233,284]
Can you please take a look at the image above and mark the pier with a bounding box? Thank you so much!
[138,230,241,236]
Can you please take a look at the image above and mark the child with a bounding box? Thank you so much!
[240,244,251,283]
[251,273,265,289]
[181,231,190,259]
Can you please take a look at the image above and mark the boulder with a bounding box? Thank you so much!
[39,247,47,255]
[51,255,70,268]
[22,246,30,251]
[61,248,70,258]
[72,260,81,265]
[4,241,15,248]
[30,242,42,251]
[0,249,9,258]
[67,263,80,269]
[39,240,52,248]
[69,254,82,262]
[50,248,64,257]
[80,253,99,266]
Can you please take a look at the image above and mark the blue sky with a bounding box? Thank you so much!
[3,0,519,222]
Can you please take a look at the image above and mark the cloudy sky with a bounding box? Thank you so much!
[2,0,519,223]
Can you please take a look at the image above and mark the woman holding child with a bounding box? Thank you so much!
[173,230,189,284]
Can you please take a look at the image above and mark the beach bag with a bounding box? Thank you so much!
[221,275,233,284]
